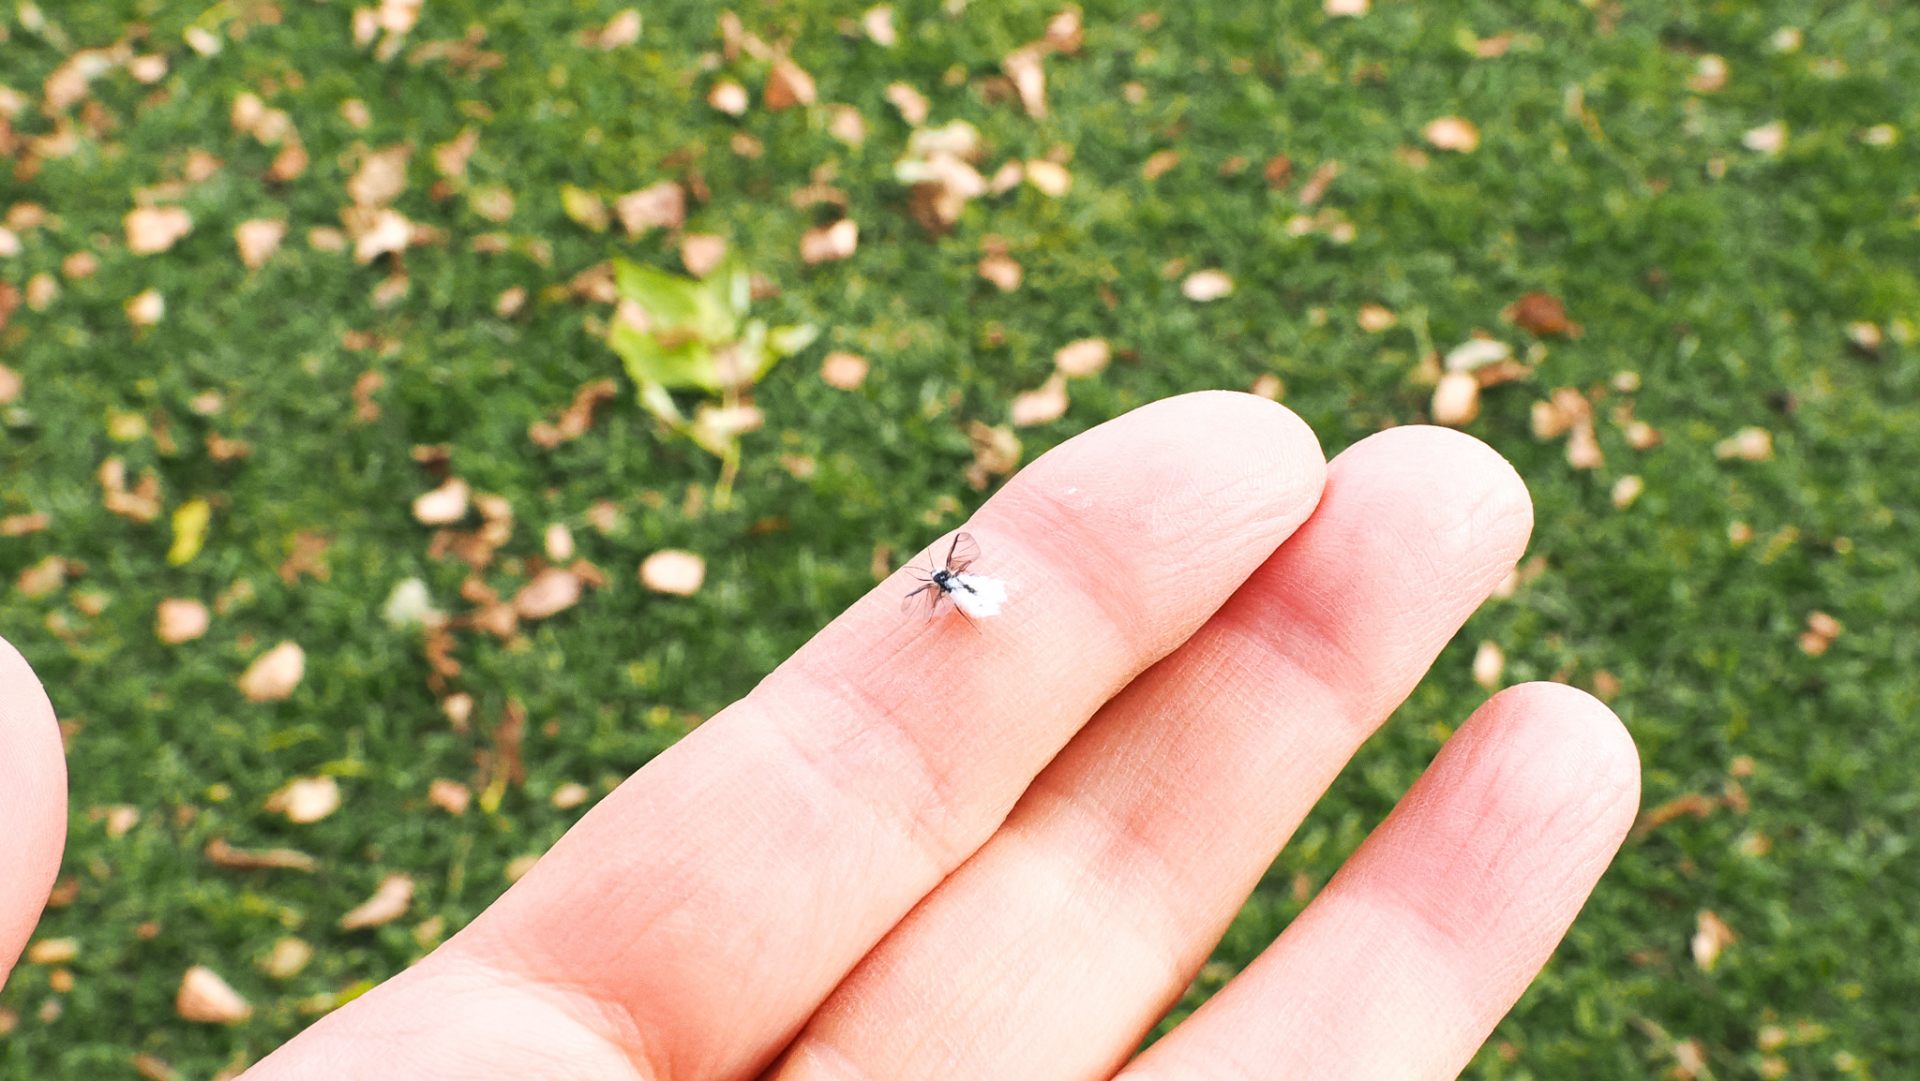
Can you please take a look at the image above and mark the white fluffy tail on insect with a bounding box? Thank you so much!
[903,532,1010,620]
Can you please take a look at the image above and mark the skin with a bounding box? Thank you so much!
[0,393,1639,1080]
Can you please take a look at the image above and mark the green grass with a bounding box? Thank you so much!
[4,1,1918,1077]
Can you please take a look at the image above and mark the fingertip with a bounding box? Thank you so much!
[1336,424,1534,564]
[1466,681,1642,848]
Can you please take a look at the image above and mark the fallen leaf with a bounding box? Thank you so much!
[0,364,20,404]
[155,598,210,644]
[126,206,193,254]
[616,183,685,236]
[234,219,287,269]
[266,775,338,823]
[348,144,412,207]
[340,873,414,930]
[176,966,250,1025]
[261,938,313,980]
[885,82,930,126]
[1691,910,1737,970]
[1505,292,1582,337]
[1182,269,1234,302]
[1142,149,1181,180]
[529,379,618,448]
[1,511,51,536]
[978,251,1023,291]
[1632,792,1718,838]
[765,57,817,111]
[801,219,859,264]
[514,567,584,620]
[560,185,610,232]
[1357,304,1397,332]
[125,288,165,327]
[204,838,316,872]
[99,458,163,521]
[583,8,642,49]
[1444,338,1513,372]
[708,80,749,116]
[1324,0,1369,15]
[412,478,471,525]
[1472,641,1505,688]
[828,105,868,146]
[863,6,898,46]
[351,208,412,263]
[1003,47,1048,118]
[1611,474,1645,509]
[820,351,870,390]
[640,550,706,595]
[1423,116,1481,153]
[238,641,306,702]
[964,421,1020,489]
[1053,338,1111,377]
[1567,420,1605,470]
[1689,55,1729,94]
[1045,8,1084,52]
[1714,426,1773,462]
[679,233,728,277]
[1025,159,1072,197]
[167,499,212,566]
[1742,120,1787,155]
[1432,371,1481,426]
[381,577,445,629]
[1011,374,1069,426]
[428,778,471,815]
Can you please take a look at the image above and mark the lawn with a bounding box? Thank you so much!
[3,1,1918,1077]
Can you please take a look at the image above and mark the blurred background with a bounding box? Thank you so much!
[3,1,1918,1077]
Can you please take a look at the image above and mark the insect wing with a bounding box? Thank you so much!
[944,531,981,574]
[901,582,937,615]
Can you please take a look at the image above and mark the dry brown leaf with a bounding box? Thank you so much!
[978,251,1023,291]
[1324,0,1369,15]
[18,555,68,598]
[261,937,313,980]
[98,458,163,521]
[340,873,414,930]
[800,219,859,264]
[155,598,210,644]
[1,511,50,537]
[413,478,471,525]
[616,182,685,237]
[583,9,642,50]
[348,144,412,207]
[828,105,868,147]
[544,523,576,562]
[204,838,316,872]
[1025,159,1072,197]
[1299,160,1341,205]
[125,289,165,327]
[529,379,617,449]
[1011,374,1069,427]
[708,80,749,116]
[1689,55,1729,94]
[1356,304,1397,333]
[965,421,1021,489]
[239,641,306,703]
[1714,427,1773,462]
[1632,793,1718,838]
[680,233,728,278]
[125,205,193,255]
[640,550,706,595]
[0,363,20,405]
[428,778,471,815]
[351,208,412,263]
[265,776,338,826]
[1567,420,1605,470]
[1003,47,1048,118]
[1423,116,1481,153]
[233,219,286,270]
[1611,474,1645,509]
[26,938,78,965]
[1430,370,1481,426]
[863,6,898,46]
[1471,641,1505,689]
[176,966,250,1025]
[885,83,930,126]
[514,567,583,620]
[1743,120,1786,155]
[1053,338,1111,377]
[765,57,818,111]
[1691,910,1737,970]
[1142,149,1181,181]
[1505,292,1582,337]
[820,351,870,390]
[1182,269,1235,302]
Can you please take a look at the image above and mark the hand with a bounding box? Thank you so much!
[0,393,1638,1080]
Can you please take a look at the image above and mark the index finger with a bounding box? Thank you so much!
[461,393,1326,1076]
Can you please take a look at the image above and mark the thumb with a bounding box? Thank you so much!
[0,637,67,988]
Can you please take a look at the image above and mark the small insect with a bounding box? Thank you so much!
[902,532,1007,620]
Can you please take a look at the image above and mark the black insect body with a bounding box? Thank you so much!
[903,532,982,619]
